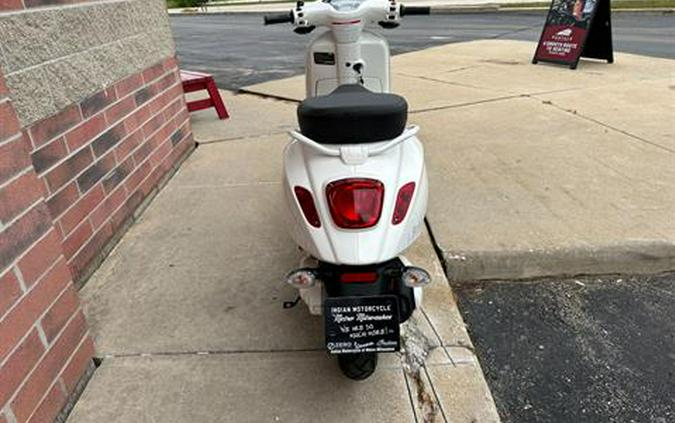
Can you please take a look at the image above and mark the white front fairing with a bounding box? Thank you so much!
[283,136,428,265]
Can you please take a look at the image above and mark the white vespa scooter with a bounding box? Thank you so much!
[265,0,432,380]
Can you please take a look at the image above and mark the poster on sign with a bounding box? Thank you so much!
[533,0,613,69]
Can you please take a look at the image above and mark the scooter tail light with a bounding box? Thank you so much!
[326,178,384,229]
[392,182,415,225]
[294,186,321,228]
[402,267,431,288]
[340,272,378,284]
[286,268,317,289]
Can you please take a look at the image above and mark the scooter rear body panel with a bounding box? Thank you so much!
[283,136,428,266]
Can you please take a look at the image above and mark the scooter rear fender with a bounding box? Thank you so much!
[283,135,428,265]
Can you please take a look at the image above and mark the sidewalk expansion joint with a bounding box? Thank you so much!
[96,347,326,360]
[174,181,280,189]
[401,368,420,423]
[423,365,450,423]
[196,130,291,145]
[490,23,543,40]
[420,308,454,364]
[237,89,302,104]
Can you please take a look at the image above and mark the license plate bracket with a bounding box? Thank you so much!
[325,296,400,354]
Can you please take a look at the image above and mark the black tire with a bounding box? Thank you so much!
[337,352,378,380]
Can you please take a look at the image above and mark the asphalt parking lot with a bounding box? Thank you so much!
[171,12,675,89]
[457,274,675,423]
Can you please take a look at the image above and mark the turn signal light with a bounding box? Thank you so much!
[294,186,321,228]
[402,267,431,288]
[326,178,384,229]
[286,268,317,289]
[392,182,415,225]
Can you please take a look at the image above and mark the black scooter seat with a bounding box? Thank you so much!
[297,84,408,145]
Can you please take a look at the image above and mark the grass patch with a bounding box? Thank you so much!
[167,0,208,8]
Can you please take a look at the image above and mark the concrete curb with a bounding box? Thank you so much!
[168,6,675,15]
[438,241,675,283]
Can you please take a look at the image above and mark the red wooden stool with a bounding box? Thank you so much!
[180,70,229,120]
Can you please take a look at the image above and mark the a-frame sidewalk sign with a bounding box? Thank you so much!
[533,0,614,69]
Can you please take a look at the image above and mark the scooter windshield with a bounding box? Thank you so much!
[323,0,366,11]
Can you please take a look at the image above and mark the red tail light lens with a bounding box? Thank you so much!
[392,182,415,225]
[294,186,321,228]
[326,178,384,229]
[340,272,378,284]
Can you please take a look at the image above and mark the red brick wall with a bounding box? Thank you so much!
[1,50,194,423]
[27,57,194,283]
[1,71,95,423]
[0,0,194,419]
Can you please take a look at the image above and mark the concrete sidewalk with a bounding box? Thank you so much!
[240,39,675,282]
[66,90,500,421]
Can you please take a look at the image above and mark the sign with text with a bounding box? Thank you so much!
[533,0,613,69]
[325,296,400,354]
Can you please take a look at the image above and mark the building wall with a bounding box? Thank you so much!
[0,0,195,284]
[0,0,175,126]
[0,0,194,421]
[1,67,95,423]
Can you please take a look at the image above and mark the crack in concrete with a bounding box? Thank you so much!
[424,217,451,281]
[401,317,441,423]
[397,71,494,92]
[536,98,675,154]
[410,94,524,115]
[399,65,477,78]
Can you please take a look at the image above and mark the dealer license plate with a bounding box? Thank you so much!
[325,296,400,354]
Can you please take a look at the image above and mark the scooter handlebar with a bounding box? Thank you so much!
[400,5,431,15]
[264,12,294,25]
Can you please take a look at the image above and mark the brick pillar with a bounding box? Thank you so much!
[0,69,94,423]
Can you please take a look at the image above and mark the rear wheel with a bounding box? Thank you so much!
[337,352,378,380]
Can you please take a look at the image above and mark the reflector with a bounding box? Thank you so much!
[294,186,321,228]
[392,182,415,225]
